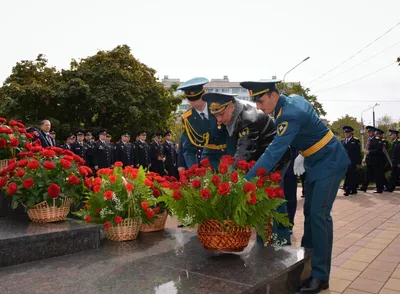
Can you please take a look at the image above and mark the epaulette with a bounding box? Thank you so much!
[354,137,360,141]
[181,109,192,119]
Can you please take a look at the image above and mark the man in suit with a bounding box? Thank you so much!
[134,131,150,169]
[93,130,113,170]
[114,132,134,167]
[71,130,89,163]
[149,133,165,176]
[342,126,361,196]
[163,131,178,178]
[39,120,55,147]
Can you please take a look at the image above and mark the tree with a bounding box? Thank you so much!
[376,114,395,134]
[277,82,326,117]
[331,115,361,140]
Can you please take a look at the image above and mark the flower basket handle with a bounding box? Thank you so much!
[121,176,132,219]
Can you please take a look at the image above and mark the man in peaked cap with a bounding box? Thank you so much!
[177,77,230,170]
[163,130,178,178]
[386,129,400,192]
[93,129,113,169]
[240,79,350,293]
[71,130,89,164]
[341,126,361,196]
[134,131,150,169]
[359,126,376,192]
[115,132,134,167]
[61,134,75,150]
[149,133,165,175]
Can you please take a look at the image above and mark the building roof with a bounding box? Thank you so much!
[204,81,242,88]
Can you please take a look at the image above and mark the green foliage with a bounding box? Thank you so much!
[331,115,361,140]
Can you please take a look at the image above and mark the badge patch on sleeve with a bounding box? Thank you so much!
[239,127,250,138]
[277,122,288,136]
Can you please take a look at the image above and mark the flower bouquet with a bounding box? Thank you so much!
[0,145,89,222]
[74,163,156,241]
[157,156,290,252]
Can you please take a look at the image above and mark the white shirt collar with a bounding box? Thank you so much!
[195,106,209,120]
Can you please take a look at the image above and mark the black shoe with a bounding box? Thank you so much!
[373,191,383,194]
[299,277,329,293]
[350,191,358,195]
[344,191,350,196]
[359,187,367,192]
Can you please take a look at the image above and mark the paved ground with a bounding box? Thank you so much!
[166,188,400,294]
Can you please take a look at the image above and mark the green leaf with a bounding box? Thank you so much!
[11,201,19,209]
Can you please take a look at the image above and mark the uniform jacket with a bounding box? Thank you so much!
[134,140,150,168]
[149,141,165,175]
[71,141,89,163]
[93,140,113,168]
[342,137,362,166]
[114,141,134,167]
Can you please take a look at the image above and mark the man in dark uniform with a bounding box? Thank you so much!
[84,131,95,169]
[71,130,89,163]
[177,77,229,171]
[49,130,59,147]
[149,133,165,175]
[163,131,178,178]
[284,147,299,234]
[386,129,400,192]
[114,132,134,167]
[105,131,115,166]
[342,126,361,196]
[241,80,349,293]
[61,134,75,150]
[360,126,376,192]
[93,130,113,170]
[134,131,150,169]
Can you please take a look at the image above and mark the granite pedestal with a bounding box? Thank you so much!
[0,229,310,293]
[0,216,101,267]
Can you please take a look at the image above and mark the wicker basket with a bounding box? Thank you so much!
[197,219,252,252]
[0,159,10,172]
[104,218,142,241]
[140,210,168,232]
[27,198,73,223]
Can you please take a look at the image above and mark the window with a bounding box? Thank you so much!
[231,88,239,93]
[221,88,229,93]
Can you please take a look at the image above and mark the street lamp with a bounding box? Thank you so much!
[283,57,310,82]
[360,103,379,151]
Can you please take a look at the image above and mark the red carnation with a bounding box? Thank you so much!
[78,166,88,177]
[62,155,74,162]
[237,160,249,171]
[41,149,56,158]
[6,162,17,172]
[161,181,170,188]
[114,216,123,224]
[219,164,228,175]
[246,192,257,205]
[93,177,102,186]
[126,183,134,192]
[93,185,101,193]
[248,161,256,169]
[0,177,8,188]
[270,173,282,183]
[43,161,56,170]
[169,181,180,190]
[200,158,211,168]
[85,216,92,223]
[17,159,28,168]
[84,177,92,189]
[26,133,34,139]
[230,172,239,183]
[154,206,161,214]
[195,167,207,177]
[104,190,113,200]
[274,187,284,199]
[218,182,230,196]
[114,161,123,167]
[96,208,101,214]
[48,184,60,198]
[265,187,276,198]
[256,168,267,177]
[0,138,6,148]
[7,182,18,195]
[4,128,12,134]
[27,160,40,169]
[141,202,149,210]
[104,222,111,229]
[243,182,257,194]
[10,138,19,147]
[60,159,72,169]
[180,176,188,185]
[212,174,221,187]
[221,155,235,166]
[200,188,211,200]
[152,189,161,197]
[144,178,154,188]
[16,170,26,178]
[31,146,43,153]
[0,118,6,124]
[145,209,155,220]
[172,190,182,200]
[256,177,265,188]
[191,179,201,189]
[68,174,80,185]
[155,176,165,183]
[109,175,117,183]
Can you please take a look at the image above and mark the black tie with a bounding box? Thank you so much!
[200,113,208,122]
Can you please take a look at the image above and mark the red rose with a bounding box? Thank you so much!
[230,172,239,183]
[0,177,8,188]
[16,170,26,178]
[200,158,211,168]
[104,222,111,229]
[6,162,17,172]
[172,190,182,200]
[78,166,88,177]
[237,160,249,171]
[104,190,113,200]
[27,160,40,169]
[96,208,101,214]
[43,161,56,170]
[265,187,276,198]
[169,182,180,190]
[62,155,74,162]
[114,161,123,167]
[7,182,18,195]
[256,168,267,177]
[270,173,282,183]
[109,175,117,183]
[248,161,256,169]
[152,189,161,197]
[68,174,80,185]
[246,192,257,205]
[41,149,56,158]
[145,209,155,220]
[200,188,211,200]
[195,167,207,177]
[256,177,265,188]
[221,155,235,166]
[10,138,19,147]
[0,138,6,147]
[126,183,134,192]
[84,178,92,189]
[243,182,257,194]
[0,118,6,124]
[48,184,60,198]
[17,160,28,167]
[144,178,154,188]
[114,216,123,224]
[60,159,72,169]
[85,216,92,223]
[219,164,228,175]
[274,187,284,199]
[218,182,230,196]
[93,177,102,186]
[93,185,101,193]
[141,202,149,210]
[212,174,221,187]
[191,179,201,189]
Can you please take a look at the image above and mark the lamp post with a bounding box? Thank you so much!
[372,103,379,127]
[283,57,310,82]
[360,103,379,151]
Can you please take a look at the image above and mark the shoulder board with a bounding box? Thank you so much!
[353,137,358,140]
[181,109,192,119]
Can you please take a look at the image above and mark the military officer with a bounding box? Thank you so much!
[342,126,361,196]
[93,130,113,170]
[386,129,400,192]
[114,132,134,167]
[49,130,59,147]
[365,128,387,193]
[360,126,376,192]
[61,134,75,150]
[71,130,89,163]
[84,131,95,168]
[163,131,178,178]
[177,77,229,171]
[149,133,165,175]
[105,131,115,165]
[134,131,150,169]
[241,80,349,294]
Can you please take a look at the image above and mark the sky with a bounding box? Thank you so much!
[1,0,399,125]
